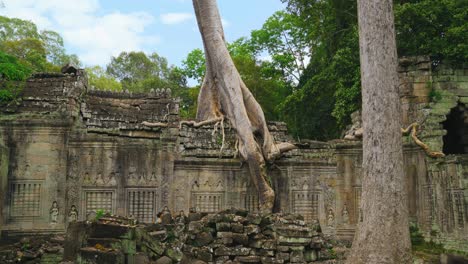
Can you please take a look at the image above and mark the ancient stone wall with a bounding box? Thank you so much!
[398,57,468,251]
[0,60,467,253]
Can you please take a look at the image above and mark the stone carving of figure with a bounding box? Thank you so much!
[95,173,104,185]
[342,204,349,224]
[203,180,211,188]
[107,172,117,186]
[138,174,147,184]
[158,206,173,225]
[175,210,187,225]
[302,181,309,190]
[192,181,200,191]
[149,172,158,183]
[83,172,92,184]
[50,201,59,224]
[68,205,78,223]
[129,167,137,179]
[327,208,335,227]
[215,180,223,191]
[174,210,187,234]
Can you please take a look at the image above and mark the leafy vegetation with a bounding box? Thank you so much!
[95,209,105,221]
[0,16,80,73]
[0,51,30,105]
[181,38,291,120]
[274,0,467,140]
[395,0,468,66]
[0,51,31,81]
[1,0,466,138]
[86,65,122,92]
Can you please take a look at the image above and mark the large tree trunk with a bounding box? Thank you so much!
[191,0,294,213]
[346,0,412,263]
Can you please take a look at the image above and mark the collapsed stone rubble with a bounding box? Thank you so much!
[60,209,341,264]
[0,235,65,263]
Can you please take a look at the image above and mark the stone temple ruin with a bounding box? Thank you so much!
[0,57,467,254]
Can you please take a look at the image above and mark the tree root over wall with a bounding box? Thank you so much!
[190,0,295,213]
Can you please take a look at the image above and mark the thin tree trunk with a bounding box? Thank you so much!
[346,0,412,263]
[192,0,294,213]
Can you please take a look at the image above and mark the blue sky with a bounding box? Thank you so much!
[1,0,285,68]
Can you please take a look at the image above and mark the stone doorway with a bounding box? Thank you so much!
[442,103,468,154]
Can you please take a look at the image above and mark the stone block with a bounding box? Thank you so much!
[217,232,233,239]
[276,252,290,262]
[249,240,263,249]
[260,256,284,264]
[413,83,430,97]
[256,249,274,257]
[215,256,230,264]
[277,236,311,246]
[196,232,214,246]
[189,221,204,233]
[166,246,183,262]
[261,240,276,250]
[246,214,262,225]
[79,247,125,264]
[91,223,134,239]
[290,250,304,262]
[231,222,244,233]
[235,255,261,263]
[275,226,313,238]
[276,246,289,252]
[244,225,260,235]
[216,222,231,232]
[214,246,251,256]
[232,233,249,246]
[304,250,318,262]
[196,247,213,262]
[154,256,173,264]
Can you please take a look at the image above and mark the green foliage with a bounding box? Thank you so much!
[95,209,105,221]
[0,50,29,106]
[106,51,196,117]
[277,0,467,140]
[410,223,425,246]
[181,37,292,121]
[427,81,442,102]
[410,223,446,256]
[0,88,13,104]
[182,48,205,83]
[86,65,122,91]
[179,86,199,119]
[0,50,31,81]
[0,16,40,41]
[0,15,81,73]
[278,0,358,140]
[0,38,49,72]
[250,11,309,83]
[20,243,30,251]
[395,0,468,65]
[106,51,175,88]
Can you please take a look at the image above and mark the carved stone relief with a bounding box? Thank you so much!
[68,205,78,223]
[50,201,59,224]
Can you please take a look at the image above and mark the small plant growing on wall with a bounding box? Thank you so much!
[95,209,105,221]
[426,81,442,102]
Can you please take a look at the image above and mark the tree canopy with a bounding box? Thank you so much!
[0,16,81,73]
[1,0,466,139]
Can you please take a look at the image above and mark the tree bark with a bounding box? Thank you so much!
[191,0,294,213]
[346,0,412,263]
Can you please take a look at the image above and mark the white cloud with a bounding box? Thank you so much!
[160,12,194,25]
[0,0,159,66]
